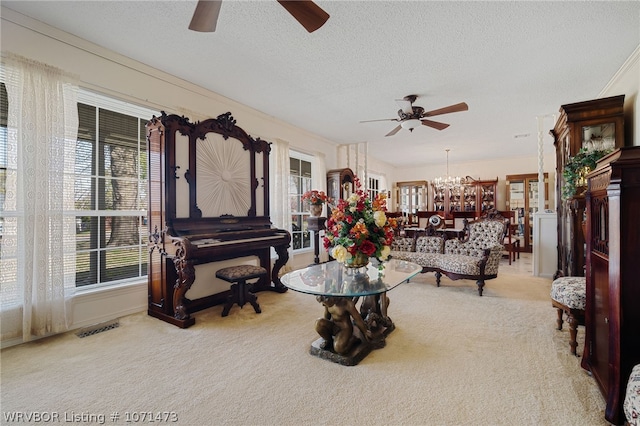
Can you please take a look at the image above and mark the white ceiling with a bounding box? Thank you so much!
[3,1,640,167]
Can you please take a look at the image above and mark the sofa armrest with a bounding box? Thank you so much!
[484,245,504,275]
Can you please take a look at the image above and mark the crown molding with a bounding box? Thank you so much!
[599,43,640,97]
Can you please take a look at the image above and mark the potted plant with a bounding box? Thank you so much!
[562,147,613,200]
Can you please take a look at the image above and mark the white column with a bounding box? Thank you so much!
[364,142,368,191]
[533,114,557,277]
[353,144,358,182]
[536,116,546,212]
[346,144,350,170]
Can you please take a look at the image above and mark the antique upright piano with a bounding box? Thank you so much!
[146,112,291,328]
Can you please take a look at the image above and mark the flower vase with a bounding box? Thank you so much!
[309,204,323,217]
[346,251,369,269]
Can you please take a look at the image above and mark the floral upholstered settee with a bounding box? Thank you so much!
[390,213,506,296]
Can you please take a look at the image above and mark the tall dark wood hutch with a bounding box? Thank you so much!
[582,147,640,425]
[431,177,497,219]
[551,95,625,277]
[464,177,498,214]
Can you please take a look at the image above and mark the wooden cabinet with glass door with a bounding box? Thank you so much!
[394,180,428,225]
[463,177,498,214]
[506,173,548,253]
[432,184,463,228]
[432,178,497,222]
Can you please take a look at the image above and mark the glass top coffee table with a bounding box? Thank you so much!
[281,259,422,366]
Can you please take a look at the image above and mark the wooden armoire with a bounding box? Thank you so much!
[551,95,625,277]
[582,147,640,424]
[431,177,497,219]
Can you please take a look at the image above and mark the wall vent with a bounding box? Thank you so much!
[76,319,120,338]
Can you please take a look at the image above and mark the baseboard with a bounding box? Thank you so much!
[70,281,147,330]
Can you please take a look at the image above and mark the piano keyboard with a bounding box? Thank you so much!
[192,235,285,248]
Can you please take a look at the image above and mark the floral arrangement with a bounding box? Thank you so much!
[302,189,330,206]
[323,177,397,266]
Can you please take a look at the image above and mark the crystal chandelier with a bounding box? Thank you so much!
[433,149,464,190]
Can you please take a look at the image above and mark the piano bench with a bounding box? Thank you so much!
[216,265,267,317]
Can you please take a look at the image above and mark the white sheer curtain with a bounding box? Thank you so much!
[311,150,327,215]
[1,53,78,343]
[271,138,292,269]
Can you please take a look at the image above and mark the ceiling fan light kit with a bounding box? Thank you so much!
[400,119,422,132]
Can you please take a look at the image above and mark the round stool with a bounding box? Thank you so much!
[550,276,586,356]
[216,265,267,317]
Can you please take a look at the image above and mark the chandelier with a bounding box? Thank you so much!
[433,149,465,190]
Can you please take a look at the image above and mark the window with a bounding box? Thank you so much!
[289,153,312,251]
[74,92,156,288]
[368,177,380,201]
[0,87,156,290]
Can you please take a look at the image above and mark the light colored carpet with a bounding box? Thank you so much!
[1,259,606,426]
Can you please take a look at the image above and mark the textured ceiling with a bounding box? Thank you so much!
[3,1,640,167]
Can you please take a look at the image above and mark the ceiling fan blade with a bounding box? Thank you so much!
[385,125,402,137]
[423,102,469,117]
[277,1,330,33]
[360,118,398,123]
[189,0,223,32]
[395,99,413,115]
[421,119,450,131]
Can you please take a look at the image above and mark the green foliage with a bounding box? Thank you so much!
[562,148,612,200]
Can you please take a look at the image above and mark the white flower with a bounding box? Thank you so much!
[331,245,352,264]
[379,245,391,260]
[374,210,387,227]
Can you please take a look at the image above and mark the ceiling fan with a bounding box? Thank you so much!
[361,95,469,137]
[189,0,330,33]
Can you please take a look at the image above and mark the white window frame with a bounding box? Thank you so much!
[289,150,314,253]
[368,175,381,201]
[73,90,157,290]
